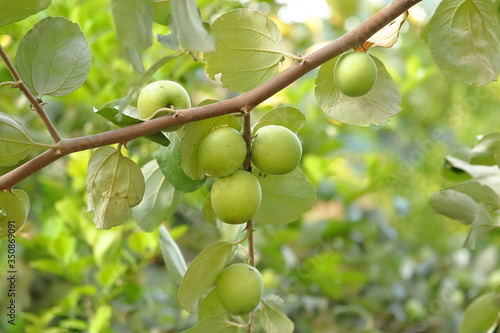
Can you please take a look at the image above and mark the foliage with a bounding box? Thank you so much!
[0,0,499,332]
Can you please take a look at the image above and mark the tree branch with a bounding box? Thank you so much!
[0,0,422,190]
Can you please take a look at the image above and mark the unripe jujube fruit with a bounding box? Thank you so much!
[215,263,264,316]
[333,51,378,97]
[251,125,302,175]
[211,170,262,224]
[198,127,246,177]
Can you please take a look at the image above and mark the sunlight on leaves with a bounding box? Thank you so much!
[204,8,284,92]
[0,112,33,166]
[429,0,500,86]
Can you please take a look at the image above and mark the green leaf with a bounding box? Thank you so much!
[181,315,242,333]
[255,296,294,333]
[429,0,500,86]
[204,8,284,92]
[460,292,500,333]
[153,0,171,26]
[443,181,500,211]
[111,0,153,50]
[159,225,187,284]
[94,106,170,146]
[15,16,92,97]
[202,193,220,228]
[470,133,500,166]
[463,203,500,250]
[178,241,235,313]
[0,189,30,238]
[156,134,205,192]
[253,168,316,225]
[0,112,33,166]
[132,160,181,232]
[444,155,500,196]
[429,189,478,225]
[315,56,401,127]
[89,304,112,333]
[86,146,145,230]
[181,115,239,180]
[252,106,306,134]
[170,0,214,53]
[0,0,51,27]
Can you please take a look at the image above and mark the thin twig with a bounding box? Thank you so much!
[0,0,422,190]
[0,46,62,143]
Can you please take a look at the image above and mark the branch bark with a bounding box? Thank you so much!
[0,0,422,190]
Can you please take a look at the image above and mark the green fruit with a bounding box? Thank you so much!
[215,263,263,316]
[333,51,378,97]
[251,125,302,175]
[198,127,246,177]
[198,288,226,319]
[211,170,261,224]
[137,80,191,130]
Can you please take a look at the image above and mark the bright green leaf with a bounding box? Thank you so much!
[0,112,33,166]
[111,0,153,50]
[15,16,92,97]
[153,0,171,26]
[0,189,30,238]
[178,241,235,313]
[252,106,306,134]
[429,189,478,225]
[315,56,401,127]
[86,146,145,230]
[429,0,500,86]
[253,168,316,225]
[470,133,500,166]
[89,304,112,333]
[159,225,188,284]
[255,296,294,333]
[459,292,500,333]
[132,160,181,232]
[205,8,284,92]
[181,315,242,333]
[156,134,205,192]
[0,0,51,27]
[170,0,214,53]
[463,203,500,250]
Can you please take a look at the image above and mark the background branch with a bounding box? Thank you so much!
[0,0,421,190]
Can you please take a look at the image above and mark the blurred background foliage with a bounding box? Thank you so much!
[0,0,499,332]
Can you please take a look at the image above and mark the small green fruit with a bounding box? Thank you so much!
[215,263,263,316]
[198,127,246,177]
[333,51,378,97]
[137,80,191,130]
[251,125,302,175]
[211,170,261,224]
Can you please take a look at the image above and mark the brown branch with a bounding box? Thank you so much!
[0,0,422,190]
[0,47,62,143]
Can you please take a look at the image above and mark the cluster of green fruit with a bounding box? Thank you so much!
[334,50,378,97]
[199,263,264,317]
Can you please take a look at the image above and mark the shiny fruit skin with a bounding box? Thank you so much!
[333,51,378,97]
[251,125,302,175]
[198,127,246,177]
[211,171,262,224]
[215,263,264,316]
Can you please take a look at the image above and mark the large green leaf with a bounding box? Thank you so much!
[94,106,170,146]
[429,189,478,225]
[204,8,284,92]
[463,203,499,250]
[429,0,500,86]
[252,106,306,134]
[0,0,51,27]
[15,16,92,97]
[443,181,500,211]
[87,146,145,229]
[178,241,235,313]
[315,56,401,127]
[170,0,214,53]
[132,160,181,232]
[111,0,153,50]
[253,168,316,225]
[159,225,187,284]
[0,112,33,166]
[156,134,205,192]
[255,296,294,333]
[459,292,500,333]
[0,189,30,238]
